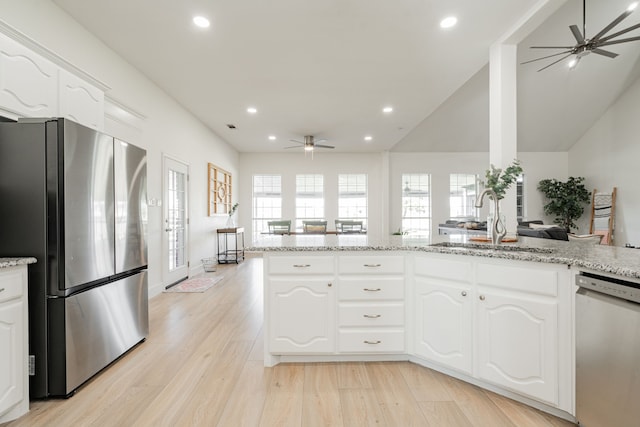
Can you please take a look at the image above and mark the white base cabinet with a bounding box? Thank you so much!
[0,265,29,423]
[264,251,573,417]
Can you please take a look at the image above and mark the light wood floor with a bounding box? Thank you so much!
[4,257,576,427]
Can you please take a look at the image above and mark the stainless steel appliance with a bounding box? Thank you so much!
[575,272,640,426]
[0,118,148,398]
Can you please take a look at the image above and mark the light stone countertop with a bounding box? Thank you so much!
[0,257,37,269]
[247,234,640,280]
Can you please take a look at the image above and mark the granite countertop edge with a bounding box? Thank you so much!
[0,257,38,269]
[245,243,640,280]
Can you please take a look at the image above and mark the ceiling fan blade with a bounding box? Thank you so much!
[314,139,328,144]
[530,46,573,49]
[599,35,640,47]
[570,25,585,44]
[289,139,304,144]
[537,53,574,72]
[521,50,573,65]
[314,144,335,149]
[590,8,636,42]
[599,22,640,44]
[591,48,619,58]
[283,145,302,149]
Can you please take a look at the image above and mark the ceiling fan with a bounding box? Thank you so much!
[284,135,335,152]
[523,0,640,71]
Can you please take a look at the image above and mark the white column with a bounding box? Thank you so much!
[489,43,518,233]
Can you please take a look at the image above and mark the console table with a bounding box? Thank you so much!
[217,227,245,264]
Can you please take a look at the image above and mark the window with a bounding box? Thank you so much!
[449,174,479,220]
[296,174,324,231]
[401,174,431,237]
[516,174,525,220]
[338,174,367,228]
[252,175,282,236]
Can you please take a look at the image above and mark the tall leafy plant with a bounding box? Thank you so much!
[537,177,591,232]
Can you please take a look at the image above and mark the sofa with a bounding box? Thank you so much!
[517,220,569,241]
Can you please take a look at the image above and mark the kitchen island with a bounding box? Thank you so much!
[249,235,640,422]
[0,257,35,424]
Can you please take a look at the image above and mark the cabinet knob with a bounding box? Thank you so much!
[0,287,4,293]
[461,291,467,297]
[364,264,381,268]
[363,314,381,318]
[363,340,381,345]
[363,288,381,292]
[479,295,486,301]
[293,264,311,268]
[327,283,332,287]
[165,228,173,232]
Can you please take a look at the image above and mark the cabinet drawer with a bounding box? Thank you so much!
[338,330,405,352]
[414,255,472,283]
[0,269,24,304]
[339,303,404,327]
[339,278,404,301]
[268,255,334,275]
[338,255,404,274]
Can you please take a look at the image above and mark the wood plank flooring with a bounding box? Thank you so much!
[3,257,576,427]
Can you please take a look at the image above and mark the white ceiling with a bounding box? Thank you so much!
[51,0,640,153]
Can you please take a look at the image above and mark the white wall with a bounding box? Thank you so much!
[569,73,640,246]
[0,0,239,296]
[239,152,385,240]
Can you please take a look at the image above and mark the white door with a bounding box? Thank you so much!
[163,156,189,286]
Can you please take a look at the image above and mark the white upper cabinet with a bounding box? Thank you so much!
[58,68,104,130]
[0,32,57,117]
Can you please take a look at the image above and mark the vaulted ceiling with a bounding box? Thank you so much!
[52,0,640,153]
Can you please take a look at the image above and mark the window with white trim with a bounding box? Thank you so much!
[401,173,431,237]
[338,174,367,228]
[252,175,282,236]
[449,173,479,220]
[295,174,324,231]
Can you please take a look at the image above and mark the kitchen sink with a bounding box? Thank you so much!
[429,242,555,254]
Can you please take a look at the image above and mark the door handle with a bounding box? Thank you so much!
[363,314,381,318]
[364,340,381,345]
[363,288,381,292]
[165,228,173,232]
[364,264,381,268]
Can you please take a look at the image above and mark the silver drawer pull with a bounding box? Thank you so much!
[364,264,381,268]
[364,340,381,345]
[0,287,4,293]
[363,288,381,292]
[363,314,381,318]
[293,264,311,268]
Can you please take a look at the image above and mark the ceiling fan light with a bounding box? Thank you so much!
[304,144,314,151]
[568,57,579,69]
[628,2,638,12]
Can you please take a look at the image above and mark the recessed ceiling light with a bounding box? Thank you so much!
[193,16,210,28]
[440,16,457,29]
[383,106,393,113]
[247,107,257,114]
[364,136,373,141]
[268,135,276,140]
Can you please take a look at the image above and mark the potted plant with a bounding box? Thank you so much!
[537,177,591,232]
[226,202,239,227]
[482,159,523,200]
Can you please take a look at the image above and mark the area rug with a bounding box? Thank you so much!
[164,276,223,293]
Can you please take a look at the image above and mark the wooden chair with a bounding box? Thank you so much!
[267,220,291,234]
[302,220,327,234]
[589,187,616,245]
[335,220,364,233]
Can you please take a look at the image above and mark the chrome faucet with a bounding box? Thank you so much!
[475,188,506,245]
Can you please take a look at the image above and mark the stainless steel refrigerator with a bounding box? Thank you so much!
[0,118,148,398]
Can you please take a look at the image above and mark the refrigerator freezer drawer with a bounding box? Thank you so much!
[48,271,148,396]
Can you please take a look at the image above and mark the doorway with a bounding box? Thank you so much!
[163,155,189,287]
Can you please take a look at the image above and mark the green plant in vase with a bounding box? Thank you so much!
[537,177,590,232]
[482,159,523,200]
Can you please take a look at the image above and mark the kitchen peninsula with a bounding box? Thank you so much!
[248,235,640,422]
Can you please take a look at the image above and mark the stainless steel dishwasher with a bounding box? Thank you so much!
[575,272,640,427]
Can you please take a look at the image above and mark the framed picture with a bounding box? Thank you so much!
[208,163,232,215]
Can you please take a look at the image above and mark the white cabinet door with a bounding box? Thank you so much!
[476,288,558,406]
[0,300,24,417]
[0,33,57,117]
[269,280,335,354]
[58,68,104,130]
[414,278,473,375]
